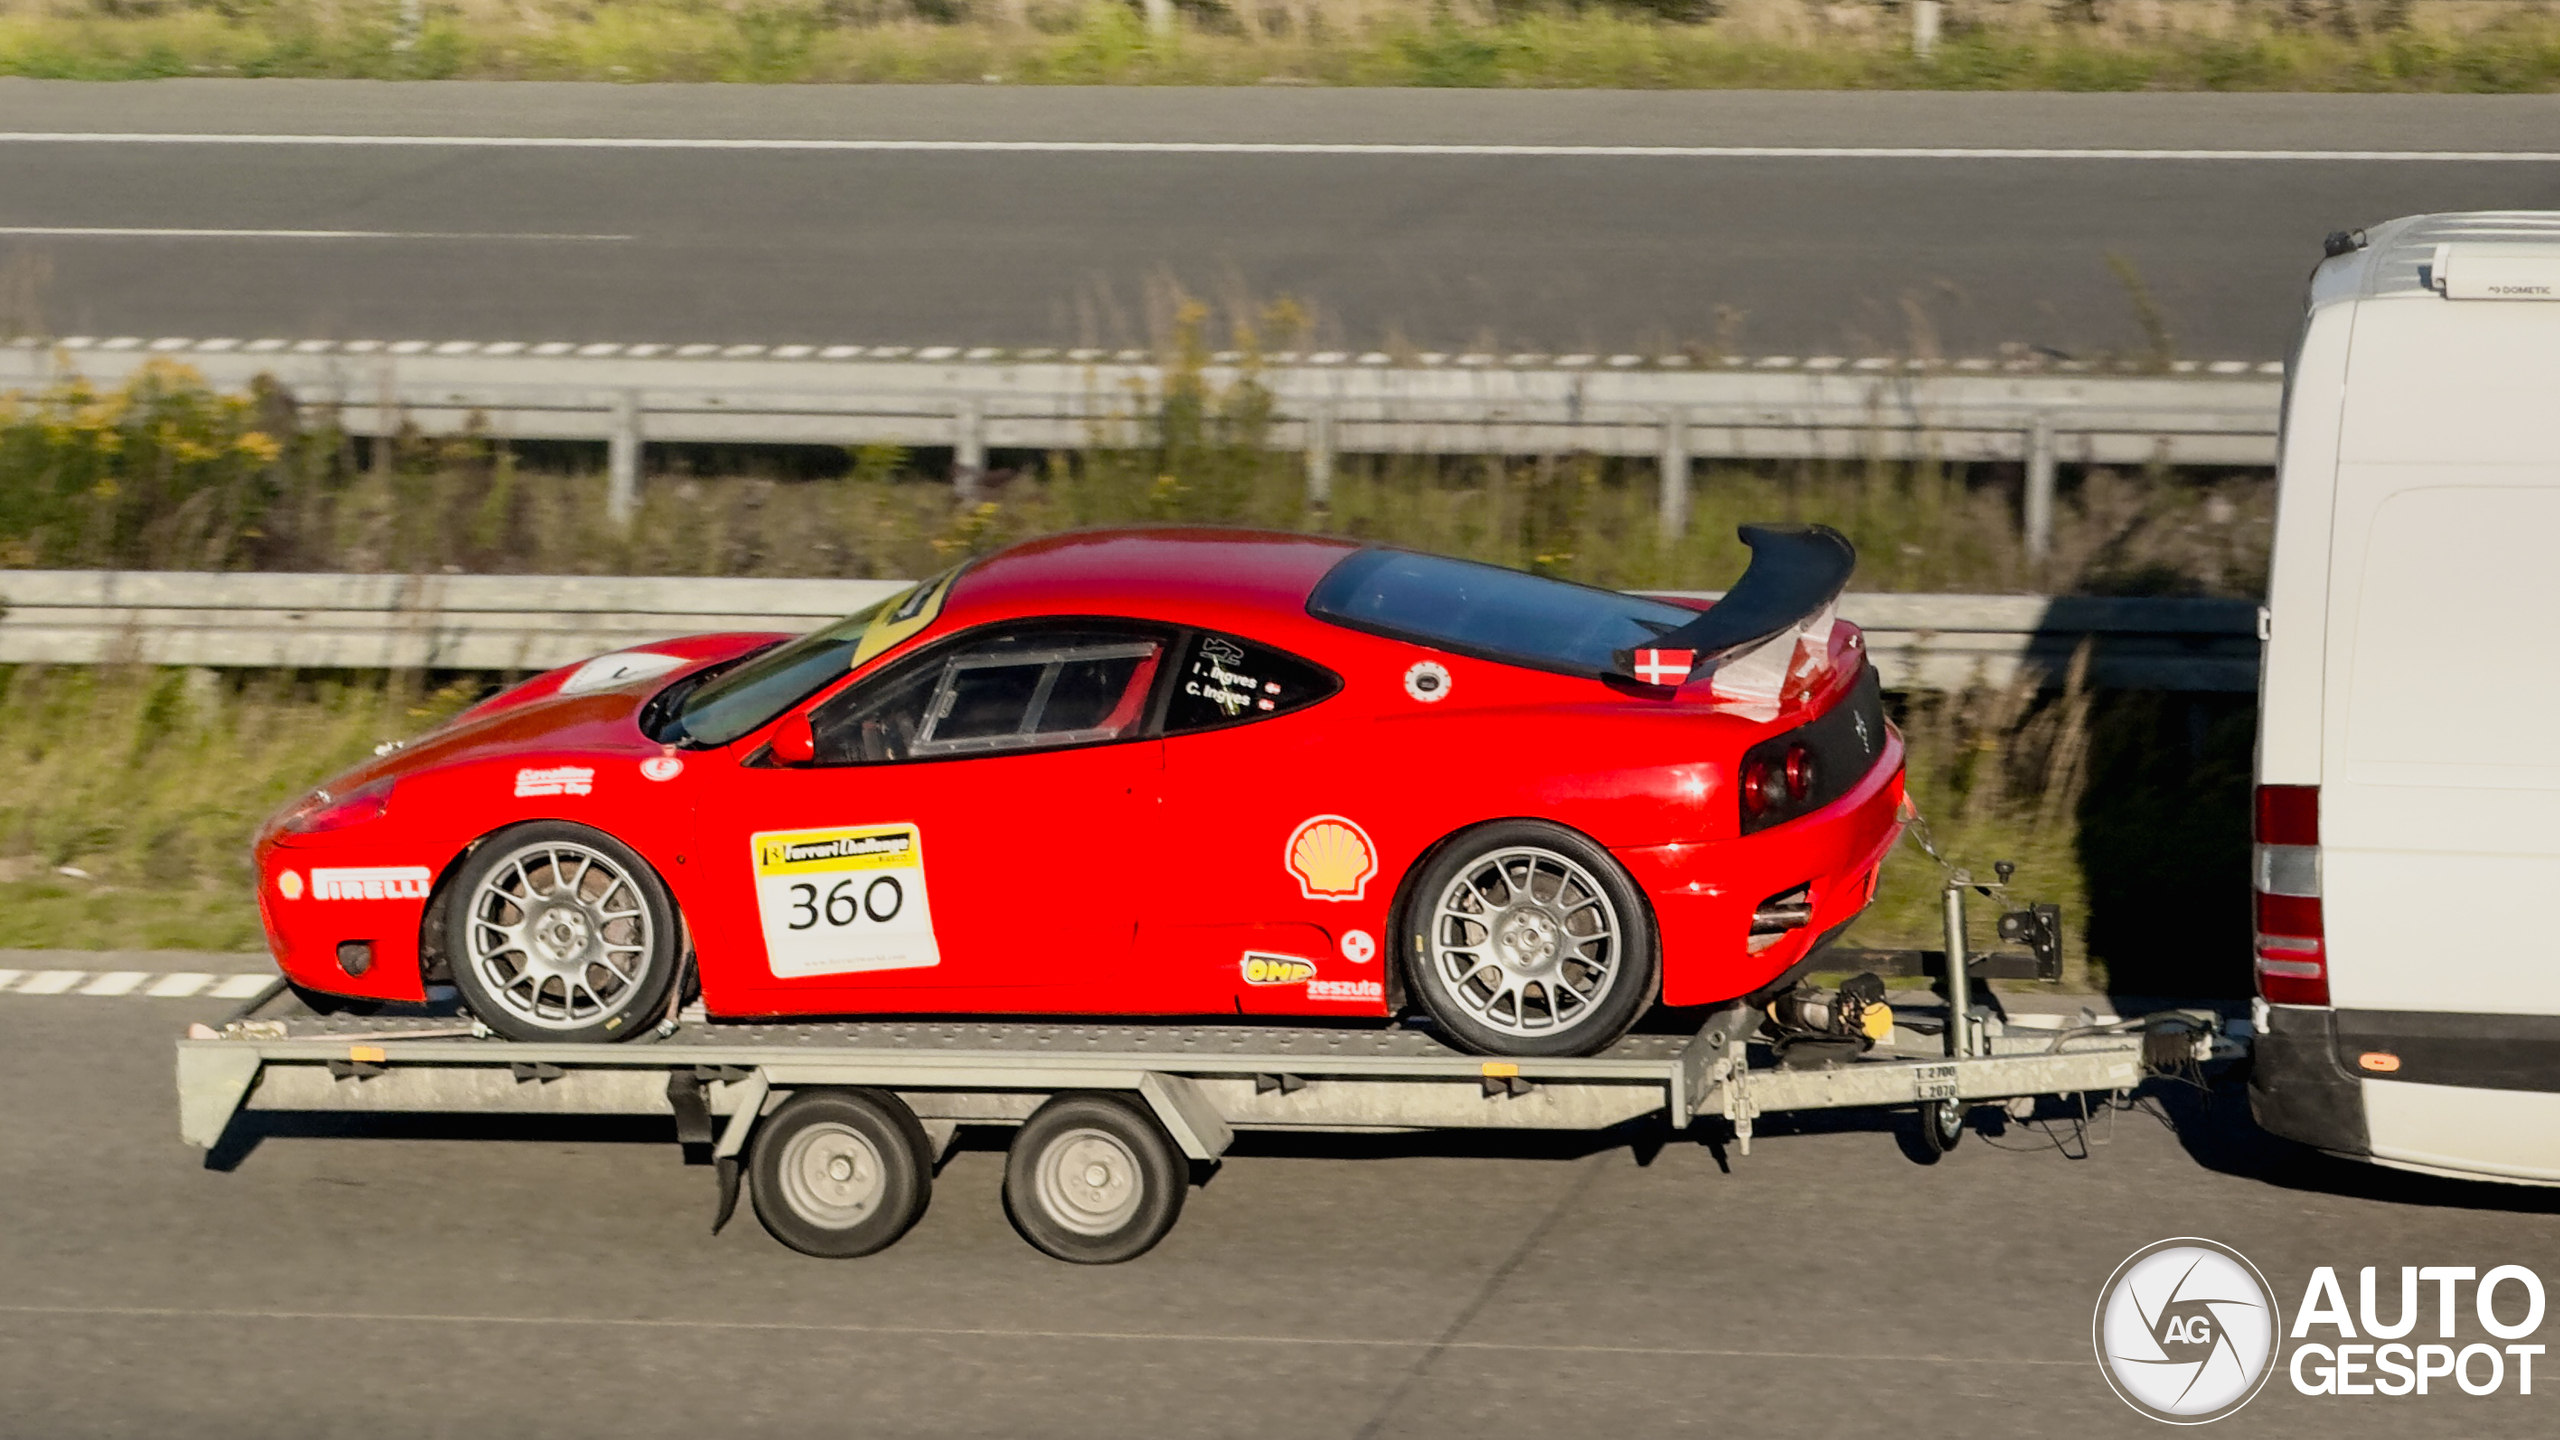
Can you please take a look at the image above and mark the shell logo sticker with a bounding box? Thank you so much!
[1241,952,1317,986]
[1286,815,1377,902]
[276,870,303,900]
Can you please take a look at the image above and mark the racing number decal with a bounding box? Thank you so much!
[751,824,939,978]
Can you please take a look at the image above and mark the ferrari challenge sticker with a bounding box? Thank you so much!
[1286,815,1377,902]
[751,824,939,979]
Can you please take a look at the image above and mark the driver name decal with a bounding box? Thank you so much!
[751,823,939,978]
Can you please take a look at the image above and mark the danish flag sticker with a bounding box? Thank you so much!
[1633,648,1695,687]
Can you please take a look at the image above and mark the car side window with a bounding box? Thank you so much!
[809,626,1166,764]
[1163,631,1339,734]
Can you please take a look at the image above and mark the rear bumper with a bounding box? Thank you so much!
[2248,1004,2370,1157]
[1619,728,1906,1006]
[2254,1003,2560,1183]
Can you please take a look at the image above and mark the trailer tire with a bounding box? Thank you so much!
[1003,1094,1186,1265]
[1400,820,1657,1058]
[1917,1097,1965,1159]
[749,1089,933,1258]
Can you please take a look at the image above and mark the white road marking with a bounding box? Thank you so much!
[0,1302,2087,1366]
[0,133,2557,162]
[0,226,630,241]
[0,968,277,998]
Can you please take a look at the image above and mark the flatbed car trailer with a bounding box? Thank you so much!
[175,880,2247,1263]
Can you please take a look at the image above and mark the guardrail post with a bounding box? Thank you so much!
[1657,407,1691,541]
[606,391,643,528]
[1304,403,1336,510]
[1912,0,1942,59]
[953,400,988,506]
[2023,413,2057,566]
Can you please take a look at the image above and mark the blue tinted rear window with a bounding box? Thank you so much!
[1306,550,1696,676]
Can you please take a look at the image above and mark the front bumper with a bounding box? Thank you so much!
[256,838,440,1004]
[1618,729,1906,1007]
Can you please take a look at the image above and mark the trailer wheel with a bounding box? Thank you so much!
[1918,1098,1966,1159]
[1003,1094,1186,1265]
[749,1089,933,1258]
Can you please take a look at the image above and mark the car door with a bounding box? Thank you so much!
[1139,628,1362,1014]
[697,622,1173,1016]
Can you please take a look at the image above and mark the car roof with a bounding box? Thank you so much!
[943,527,1362,623]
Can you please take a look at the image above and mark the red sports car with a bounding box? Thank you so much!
[255,525,1905,1058]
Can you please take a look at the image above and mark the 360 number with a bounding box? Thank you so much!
[785,876,905,930]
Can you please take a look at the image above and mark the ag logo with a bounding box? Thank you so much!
[2095,1238,2281,1424]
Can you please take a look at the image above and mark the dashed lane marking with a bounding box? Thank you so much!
[0,970,273,999]
[2,133,2559,162]
[0,226,630,241]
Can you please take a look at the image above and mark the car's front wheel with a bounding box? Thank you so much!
[445,822,680,1043]
[1401,821,1657,1058]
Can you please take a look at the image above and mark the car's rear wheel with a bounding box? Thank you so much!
[445,822,678,1043]
[1400,821,1657,1058]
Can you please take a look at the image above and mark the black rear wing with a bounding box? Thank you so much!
[1612,524,1857,688]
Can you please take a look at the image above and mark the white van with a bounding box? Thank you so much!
[2251,211,2560,1185]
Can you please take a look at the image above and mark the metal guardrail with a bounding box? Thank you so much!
[0,337,2283,558]
[0,571,2261,691]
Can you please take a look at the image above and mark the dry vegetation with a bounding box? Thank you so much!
[0,0,2555,88]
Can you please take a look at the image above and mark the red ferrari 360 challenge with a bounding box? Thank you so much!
[255,524,1906,1058]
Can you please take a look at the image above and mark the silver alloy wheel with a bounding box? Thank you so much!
[464,839,657,1031]
[1427,845,1625,1039]
[777,1120,889,1228]
[1033,1128,1144,1237]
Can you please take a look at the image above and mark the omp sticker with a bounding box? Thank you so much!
[559,651,686,697]
[513,765,594,798]
[275,870,303,900]
[1285,815,1377,902]
[1308,979,1385,1003]
[752,824,938,978]
[1241,952,1317,986]
[640,754,684,782]
[311,866,431,901]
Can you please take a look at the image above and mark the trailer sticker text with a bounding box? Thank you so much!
[751,823,938,978]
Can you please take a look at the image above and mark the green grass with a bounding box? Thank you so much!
[2,0,2560,90]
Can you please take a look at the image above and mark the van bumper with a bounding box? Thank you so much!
[2248,1004,2371,1157]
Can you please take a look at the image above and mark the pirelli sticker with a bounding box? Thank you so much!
[750,823,939,978]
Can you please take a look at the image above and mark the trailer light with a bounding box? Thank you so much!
[2252,785,2328,1006]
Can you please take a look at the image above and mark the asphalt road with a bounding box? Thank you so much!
[5,976,2558,1439]
[3,83,2560,361]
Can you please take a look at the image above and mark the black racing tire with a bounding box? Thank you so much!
[442,822,681,1044]
[1398,820,1659,1058]
[1002,1094,1187,1265]
[748,1089,934,1258]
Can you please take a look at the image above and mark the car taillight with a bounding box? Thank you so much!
[283,778,393,836]
[1784,743,1815,801]
[1741,759,1772,816]
[2253,783,2326,1006]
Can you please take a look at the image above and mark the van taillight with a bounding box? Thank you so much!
[2253,784,2327,1006]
